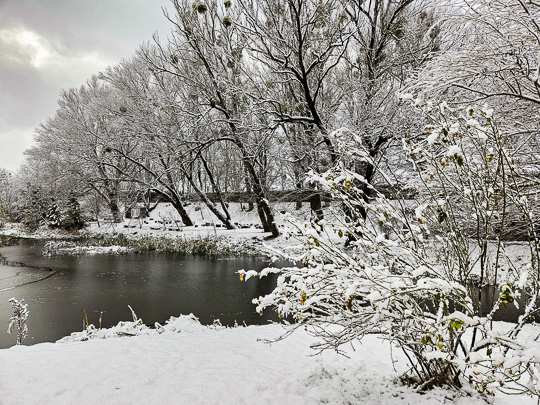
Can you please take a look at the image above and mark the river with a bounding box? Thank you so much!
[0,239,280,348]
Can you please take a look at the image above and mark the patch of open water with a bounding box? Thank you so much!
[0,239,280,348]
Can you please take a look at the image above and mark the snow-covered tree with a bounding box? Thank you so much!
[0,168,14,225]
[340,0,442,200]
[234,0,441,220]
[45,196,61,229]
[18,184,48,232]
[145,0,281,235]
[27,77,136,223]
[410,0,540,227]
[62,192,85,231]
[415,0,540,107]
[98,56,196,227]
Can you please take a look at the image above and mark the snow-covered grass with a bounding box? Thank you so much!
[41,240,134,256]
[0,313,517,405]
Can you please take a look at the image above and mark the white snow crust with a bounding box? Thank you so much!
[0,314,516,405]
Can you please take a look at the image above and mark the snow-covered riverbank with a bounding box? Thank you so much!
[0,202,312,256]
[0,313,520,405]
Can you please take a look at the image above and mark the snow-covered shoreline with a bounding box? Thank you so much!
[1,312,520,405]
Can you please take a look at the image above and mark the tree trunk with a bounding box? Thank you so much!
[99,175,123,223]
[108,200,123,223]
[170,199,194,227]
[309,191,324,222]
[256,202,270,230]
[295,181,303,210]
[239,148,279,237]
[345,143,385,245]
[152,189,194,226]
[244,165,254,211]
[105,188,123,223]
[186,174,236,230]
[200,155,232,221]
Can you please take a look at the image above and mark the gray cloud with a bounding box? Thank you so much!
[0,0,172,172]
[0,0,171,59]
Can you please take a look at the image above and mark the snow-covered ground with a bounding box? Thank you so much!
[1,202,538,403]
[0,202,312,238]
[0,313,522,405]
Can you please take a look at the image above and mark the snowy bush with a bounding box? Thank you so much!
[7,297,29,345]
[57,311,219,343]
[242,102,540,395]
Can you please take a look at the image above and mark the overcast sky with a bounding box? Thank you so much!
[0,0,172,172]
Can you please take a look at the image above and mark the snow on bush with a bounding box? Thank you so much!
[241,101,540,396]
[7,297,29,345]
[57,309,218,343]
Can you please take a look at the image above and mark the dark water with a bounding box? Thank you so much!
[0,239,281,348]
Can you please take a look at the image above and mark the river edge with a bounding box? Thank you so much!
[0,201,320,258]
[0,222,281,257]
[1,313,511,405]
